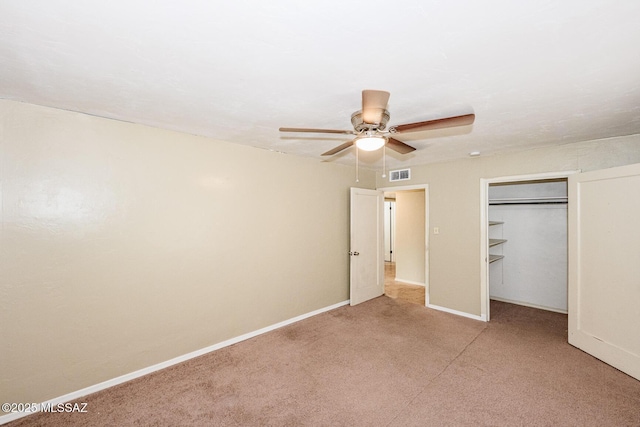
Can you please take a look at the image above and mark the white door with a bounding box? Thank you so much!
[568,162,640,380]
[350,188,384,306]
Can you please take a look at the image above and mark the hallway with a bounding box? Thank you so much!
[383,262,425,305]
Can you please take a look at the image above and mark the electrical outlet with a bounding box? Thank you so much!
[433,227,440,234]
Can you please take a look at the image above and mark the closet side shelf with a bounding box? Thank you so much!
[489,254,505,263]
[489,239,507,247]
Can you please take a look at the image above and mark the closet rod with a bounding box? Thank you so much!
[490,201,567,205]
[489,196,568,205]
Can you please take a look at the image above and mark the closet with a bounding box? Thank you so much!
[488,178,568,313]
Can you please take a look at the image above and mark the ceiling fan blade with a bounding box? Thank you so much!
[362,90,390,124]
[322,140,355,156]
[386,137,416,154]
[392,113,475,133]
[279,127,355,135]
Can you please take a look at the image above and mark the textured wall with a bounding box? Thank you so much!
[395,190,426,284]
[0,100,375,404]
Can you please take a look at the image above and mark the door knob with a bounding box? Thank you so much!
[349,251,360,256]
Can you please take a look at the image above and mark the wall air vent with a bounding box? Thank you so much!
[389,168,411,182]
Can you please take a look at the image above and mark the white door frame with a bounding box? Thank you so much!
[378,184,429,306]
[480,171,579,321]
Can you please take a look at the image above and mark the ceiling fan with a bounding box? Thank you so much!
[279,90,475,156]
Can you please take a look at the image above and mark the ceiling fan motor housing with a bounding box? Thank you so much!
[351,110,390,132]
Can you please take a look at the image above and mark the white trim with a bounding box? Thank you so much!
[394,278,426,287]
[427,303,486,322]
[378,183,427,192]
[483,170,581,184]
[480,170,579,322]
[0,300,350,426]
[378,184,429,307]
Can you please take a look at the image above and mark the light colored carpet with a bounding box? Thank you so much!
[10,298,640,426]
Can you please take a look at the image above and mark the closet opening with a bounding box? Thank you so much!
[480,171,577,321]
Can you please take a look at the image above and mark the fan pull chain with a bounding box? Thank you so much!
[355,146,359,182]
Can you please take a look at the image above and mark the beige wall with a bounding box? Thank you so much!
[394,190,425,284]
[378,135,640,316]
[0,100,375,404]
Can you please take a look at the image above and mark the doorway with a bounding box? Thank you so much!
[384,198,395,262]
[480,171,578,321]
[379,184,429,306]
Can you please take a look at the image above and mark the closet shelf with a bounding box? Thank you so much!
[489,254,504,263]
[489,196,567,205]
[489,238,507,247]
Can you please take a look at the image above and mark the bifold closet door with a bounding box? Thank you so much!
[568,162,640,381]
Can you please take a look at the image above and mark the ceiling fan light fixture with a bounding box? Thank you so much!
[356,135,386,151]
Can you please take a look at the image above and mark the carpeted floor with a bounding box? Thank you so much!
[9,298,640,426]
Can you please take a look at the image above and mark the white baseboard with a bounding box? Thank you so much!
[489,297,568,314]
[0,300,350,426]
[394,278,426,287]
[427,303,487,322]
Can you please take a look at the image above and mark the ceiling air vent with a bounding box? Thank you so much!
[389,168,411,182]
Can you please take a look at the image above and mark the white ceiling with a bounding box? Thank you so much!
[2,1,639,169]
